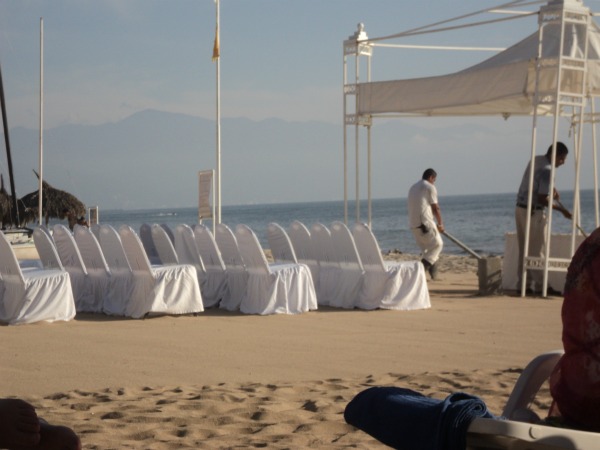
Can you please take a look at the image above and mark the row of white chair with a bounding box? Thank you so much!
[0,230,76,325]
[138,222,317,315]
[33,224,204,319]
[268,220,431,311]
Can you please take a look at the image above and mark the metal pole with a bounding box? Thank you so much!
[38,17,44,226]
[215,0,221,225]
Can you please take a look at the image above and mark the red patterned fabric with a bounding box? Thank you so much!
[549,227,600,430]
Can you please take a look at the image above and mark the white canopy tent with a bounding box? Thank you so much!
[344,0,600,297]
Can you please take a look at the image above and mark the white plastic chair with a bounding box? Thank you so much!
[0,231,76,325]
[191,224,229,308]
[467,350,600,449]
[53,224,100,313]
[151,224,179,265]
[119,225,204,318]
[74,225,133,316]
[267,222,298,263]
[214,223,248,311]
[235,224,317,315]
[352,222,430,310]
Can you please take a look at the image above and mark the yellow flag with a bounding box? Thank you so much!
[212,24,220,62]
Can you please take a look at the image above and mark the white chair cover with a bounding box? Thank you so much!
[189,224,229,308]
[74,225,133,316]
[98,224,131,271]
[0,231,76,325]
[215,224,248,311]
[151,224,179,265]
[235,224,317,315]
[288,220,319,290]
[119,225,204,318]
[267,222,298,263]
[352,222,430,310]
[173,224,223,308]
[33,226,62,270]
[90,223,101,240]
[139,223,161,265]
[53,224,100,313]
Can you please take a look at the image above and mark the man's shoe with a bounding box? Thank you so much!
[545,287,563,297]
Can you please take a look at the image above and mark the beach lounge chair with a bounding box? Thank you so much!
[267,222,298,263]
[52,224,101,313]
[352,222,430,310]
[173,224,225,308]
[118,225,204,318]
[288,220,319,286]
[214,223,248,311]
[0,230,76,325]
[191,224,229,308]
[151,224,179,265]
[139,223,161,264]
[466,350,599,449]
[33,226,62,270]
[74,225,133,316]
[235,224,317,314]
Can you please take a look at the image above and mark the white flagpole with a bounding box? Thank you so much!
[38,17,44,226]
[214,0,221,224]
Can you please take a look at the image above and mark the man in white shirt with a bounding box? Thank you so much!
[407,168,445,280]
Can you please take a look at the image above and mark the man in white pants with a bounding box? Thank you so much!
[407,168,444,280]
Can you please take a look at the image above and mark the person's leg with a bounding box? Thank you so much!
[528,209,547,292]
[0,398,41,448]
[515,206,527,290]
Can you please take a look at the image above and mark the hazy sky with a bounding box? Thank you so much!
[1,0,599,209]
[1,0,546,129]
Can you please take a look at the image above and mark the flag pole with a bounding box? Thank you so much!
[213,0,221,224]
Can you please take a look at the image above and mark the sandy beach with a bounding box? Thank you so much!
[1,253,563,449]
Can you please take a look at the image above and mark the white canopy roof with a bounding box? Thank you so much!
[357,9,600,117]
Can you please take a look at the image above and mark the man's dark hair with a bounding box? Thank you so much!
[546,141,569,157]
[422,168,437,180]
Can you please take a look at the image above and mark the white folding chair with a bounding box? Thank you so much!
[352,222,430,310]
[151,224,179,265]
[235,224,317,315]
[190,224,229,308]
[0,231,76,325]
[267,222,298,263]
[288,220,319,286]
[214,223,248,311]
[139,223,161,265]
[173,224,225,308]
[74,225,133,316]
[33,226,62,270]
[119,225,204,318]
[53,224,100,313]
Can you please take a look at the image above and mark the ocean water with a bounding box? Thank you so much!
[71,190,598,257]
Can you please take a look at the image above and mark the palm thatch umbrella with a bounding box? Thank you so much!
[20,170,86,226]
[0,174,12,225]
[0,174,35,228]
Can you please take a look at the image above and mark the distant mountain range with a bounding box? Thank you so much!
[2,109,530,210]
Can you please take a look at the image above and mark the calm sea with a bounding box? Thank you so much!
[61,190,598,257]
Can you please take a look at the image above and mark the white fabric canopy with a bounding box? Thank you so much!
[358,17,600,117]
